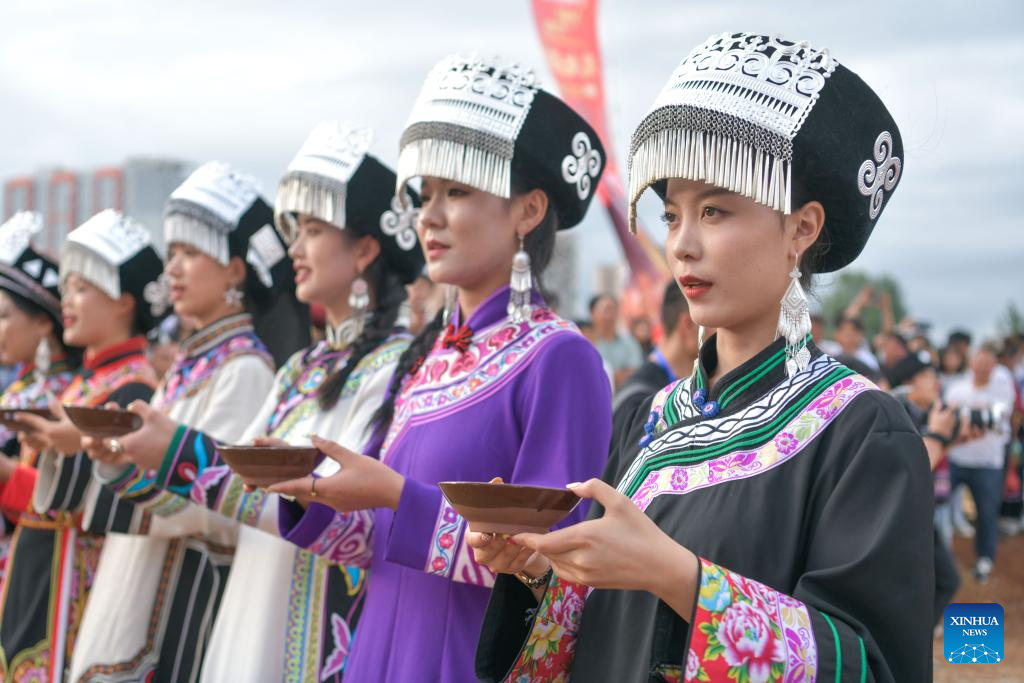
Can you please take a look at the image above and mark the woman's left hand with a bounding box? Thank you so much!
[514,478,700,620]
[267,435,405,512]
[15,398,84,455]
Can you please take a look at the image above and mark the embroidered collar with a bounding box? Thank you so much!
[688,334,817,419]
[179,313,256,359]
[325,317,361,350]
[84,337,148,372]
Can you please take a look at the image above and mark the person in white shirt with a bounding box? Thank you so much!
[945,342,1016,582]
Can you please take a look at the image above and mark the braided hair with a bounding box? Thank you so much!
[370,172,558,435]
[315,230,409,411]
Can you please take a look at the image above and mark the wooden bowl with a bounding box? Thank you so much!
[64,406,143,438]
[438,481,581,535]
[217,445,319,489]
[0,407,56,432]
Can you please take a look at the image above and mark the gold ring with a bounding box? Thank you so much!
[108,438,124,455]
[310,477,318,498]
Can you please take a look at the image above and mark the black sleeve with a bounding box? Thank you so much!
[106,382,155,408]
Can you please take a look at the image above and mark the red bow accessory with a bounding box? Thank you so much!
[441,323,474,354]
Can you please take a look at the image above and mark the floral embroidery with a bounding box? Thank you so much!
[688,558,816,683]
[0,361,74,447]
[191,465,229,508]
[382,310,576,460]
[625,374,872,511]
[425,501,463,578]
[153,331,271,410]
[506,576,585,682]
[319,613,352,680]
[773,432,798,456]
[808,376,857,420]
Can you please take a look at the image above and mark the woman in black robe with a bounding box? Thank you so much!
[470,32,934,683]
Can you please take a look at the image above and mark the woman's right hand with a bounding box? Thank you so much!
[81,401,181,472]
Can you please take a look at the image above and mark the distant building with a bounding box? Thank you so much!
[2,158,193,254]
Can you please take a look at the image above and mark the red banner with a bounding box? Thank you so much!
[531,0,668,320]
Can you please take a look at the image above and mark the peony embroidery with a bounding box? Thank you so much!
[716,602,786,683]
[690,559,814,683]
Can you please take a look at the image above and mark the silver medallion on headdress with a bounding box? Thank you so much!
[628,33,838,229]
[165,161,263,265]
[397,54,540,202]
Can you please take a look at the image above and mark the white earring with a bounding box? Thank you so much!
[348,275,370,337]
[224,285,244,307]
[34,338,51,375]
[777,255,812,377]
[507,235,533,323]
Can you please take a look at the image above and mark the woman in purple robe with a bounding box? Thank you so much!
[268,53,614,681]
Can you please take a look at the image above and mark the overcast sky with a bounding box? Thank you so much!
[2,0,1022,338]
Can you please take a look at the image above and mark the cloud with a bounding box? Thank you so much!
[0,0,1021,335]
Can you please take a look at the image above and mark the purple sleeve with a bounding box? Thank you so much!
[386,334,613,586]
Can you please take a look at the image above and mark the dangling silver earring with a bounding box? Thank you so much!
[777,255,812,377]
[694,325,706,375]
[348,275,370,337]
[34,338,51,375]
[224,285,244,307]
[442,285,458,328]
[507,235,533,323]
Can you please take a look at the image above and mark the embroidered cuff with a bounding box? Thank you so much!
[502,574,586,682]
[386,478,443,572]
[686,558,817,683]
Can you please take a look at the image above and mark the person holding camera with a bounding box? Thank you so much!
[889,351,960,623]
[944,342,1016,582]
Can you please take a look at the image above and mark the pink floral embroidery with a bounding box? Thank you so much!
[774,432,798,456]
[191,465,229,507]
[716,602,786,682]
[670,468,688,491]
[689,558,816,683]
[451,349,479,375]
[707,450,761,482]
[809,377,855,419]
[685,650,701,680]
[319,613,352,680]
[425,503,463,578]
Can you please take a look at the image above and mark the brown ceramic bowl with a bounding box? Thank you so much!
[217,445,319,489]
[64,406,143,438]
[0,407,56,432]
[438,481,581,535]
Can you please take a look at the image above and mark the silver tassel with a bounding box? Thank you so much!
[441,285,458,327]
[507,236,533,323]
[348,276,370,338]
[777,266,812,377]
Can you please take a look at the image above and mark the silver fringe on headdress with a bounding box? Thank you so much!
[627,33,836,232]
[274,171,349,242]
[163,199,232,266]
[60,245,122,299]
